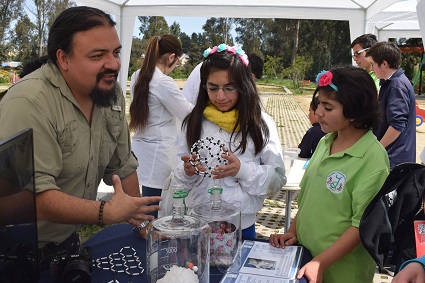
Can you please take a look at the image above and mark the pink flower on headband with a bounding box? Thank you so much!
[316,70,338,91]
[203,44,249,67]
[239,54,249,66]
[318,72,333,86]
[226,46,237,54]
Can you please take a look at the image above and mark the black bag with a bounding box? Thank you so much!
[359,162,425,273]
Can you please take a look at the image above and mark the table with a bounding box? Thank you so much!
[39,224,312,283]
[282,157,308,232]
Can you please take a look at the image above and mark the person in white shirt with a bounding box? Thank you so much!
[129,34,193,219]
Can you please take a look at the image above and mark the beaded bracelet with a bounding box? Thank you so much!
[99,200,106,227]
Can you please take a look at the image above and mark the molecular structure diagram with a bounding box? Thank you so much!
[94,246,144,282]
[189,137,229,178]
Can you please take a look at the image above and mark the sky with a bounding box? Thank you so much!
[133,17,208,38]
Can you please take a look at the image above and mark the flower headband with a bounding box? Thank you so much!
[203,43,249,67]
[316,70,338,91]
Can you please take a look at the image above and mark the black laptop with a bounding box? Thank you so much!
[0,128,39,282]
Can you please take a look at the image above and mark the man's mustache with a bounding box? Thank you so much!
[97,69,119,81]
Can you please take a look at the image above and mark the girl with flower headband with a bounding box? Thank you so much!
[270,66,390,283]
[173,44,286,239]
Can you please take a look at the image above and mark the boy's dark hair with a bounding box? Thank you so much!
[366,41,401,69]
[313,66,380,130]
[310,96,319,112]
[248,53,264,79]
[351,33,378,49]
[183,51,269,155]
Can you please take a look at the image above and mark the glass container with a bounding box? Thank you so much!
[189,182,241,269]
[146,185,210,283]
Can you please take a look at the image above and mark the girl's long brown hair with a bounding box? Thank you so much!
[129,34,182,131]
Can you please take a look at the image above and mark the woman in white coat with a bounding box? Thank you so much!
[129,35,193,218]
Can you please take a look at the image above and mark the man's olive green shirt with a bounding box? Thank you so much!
[0,62,138,247]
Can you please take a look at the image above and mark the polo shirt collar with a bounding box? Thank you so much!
[323,130,376,158]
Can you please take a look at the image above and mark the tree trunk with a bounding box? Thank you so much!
[290,19,300,66]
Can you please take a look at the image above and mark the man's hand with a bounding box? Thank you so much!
[105,175,162,225]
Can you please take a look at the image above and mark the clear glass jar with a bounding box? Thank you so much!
[146,185,210,283]
[189,182,241,269]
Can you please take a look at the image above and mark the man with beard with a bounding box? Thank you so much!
[0,6,161,269]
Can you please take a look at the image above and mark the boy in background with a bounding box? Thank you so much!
[298,97,326,158]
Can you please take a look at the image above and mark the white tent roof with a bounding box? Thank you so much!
[74,0,421,93]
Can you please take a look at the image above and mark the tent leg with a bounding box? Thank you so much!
[420,69,422,95]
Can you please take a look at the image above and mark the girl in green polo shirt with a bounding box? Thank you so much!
[270,66,390,283]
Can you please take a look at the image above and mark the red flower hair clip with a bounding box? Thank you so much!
[316,70,338,91]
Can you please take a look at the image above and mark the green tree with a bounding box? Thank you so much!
[298,20,351,79]
[28,0,75,56]
[261,19,295,67]
[0,0,25,61]
[283,55,313,90]
[11,14,38,63]
[234,18,270,55]
[180,32,191,53]
[169,21,181,37]
[137,16,169,40]
[129,37,147,78]
[263,55,283,79]
[234,18,351,80]
[188,32,208,65]
[202,17,234,46]
[0,0,24,43]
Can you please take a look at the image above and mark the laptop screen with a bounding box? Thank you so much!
[0,128,39,282]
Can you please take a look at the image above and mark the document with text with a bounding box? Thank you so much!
[220,240,303,283]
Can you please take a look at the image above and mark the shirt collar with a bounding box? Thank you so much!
[323,130,377,158]
[41,62,78,105]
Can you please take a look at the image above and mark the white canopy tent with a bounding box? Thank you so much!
[416,0,425,41]
[74,0,421,93]
[369,0,420,39]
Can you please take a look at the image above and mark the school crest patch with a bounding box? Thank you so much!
[326,171,346,194]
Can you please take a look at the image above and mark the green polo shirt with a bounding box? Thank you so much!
[0,62,138,247]
[297,130,389,283]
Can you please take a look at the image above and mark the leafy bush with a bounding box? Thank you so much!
[0,70,11,84]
